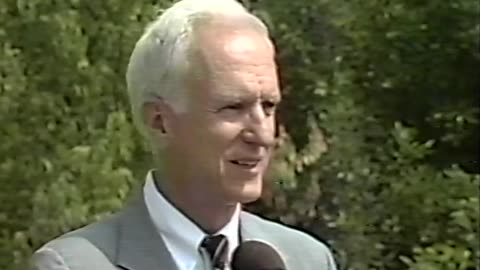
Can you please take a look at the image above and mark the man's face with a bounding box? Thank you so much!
[166,28,280,204]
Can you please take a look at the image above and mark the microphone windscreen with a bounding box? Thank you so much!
[231,240,287,270]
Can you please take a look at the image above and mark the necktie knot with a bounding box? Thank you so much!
[201,234,229,270]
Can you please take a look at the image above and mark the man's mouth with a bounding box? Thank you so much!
[230,159,261,168]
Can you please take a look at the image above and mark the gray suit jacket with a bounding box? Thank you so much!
[31,192,337,270]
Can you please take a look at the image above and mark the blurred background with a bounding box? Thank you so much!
[0,0,478,269]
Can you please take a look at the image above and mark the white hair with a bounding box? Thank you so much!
[126,0,270,143]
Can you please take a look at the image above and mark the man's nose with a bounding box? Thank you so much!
[241,105,275,148]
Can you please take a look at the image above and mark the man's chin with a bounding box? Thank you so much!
[231,186,263,204]
[222,175,264,203]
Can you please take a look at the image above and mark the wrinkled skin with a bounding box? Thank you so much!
[146,22,280,232]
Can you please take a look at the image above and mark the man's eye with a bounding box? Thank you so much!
[262,101,277,115]
[222,103,244,111]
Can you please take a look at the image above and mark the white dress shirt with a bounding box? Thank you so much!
[143,171,240,270]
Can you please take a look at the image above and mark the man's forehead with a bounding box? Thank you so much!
[222,34,268,55]
[194,20,274,58]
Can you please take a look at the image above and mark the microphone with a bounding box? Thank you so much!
[231,240,287,270]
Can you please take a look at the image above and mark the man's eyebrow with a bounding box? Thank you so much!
[212,95,246,103]
[262,93,282,102]
[212,89,281,103]
[213,91,256,102]
[266,95,281,101]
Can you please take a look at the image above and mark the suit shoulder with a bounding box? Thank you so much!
[63,212,119,244]
[33,212,121,268]
[32,236,117,270]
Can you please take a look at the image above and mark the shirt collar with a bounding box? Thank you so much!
[143,170,240,270]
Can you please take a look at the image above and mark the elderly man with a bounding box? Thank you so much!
[31,0,337,269]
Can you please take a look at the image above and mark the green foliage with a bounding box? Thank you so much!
[248,0,479,269]
[401,244,476,270]
[0,0,161,268]
[1,0,478,269]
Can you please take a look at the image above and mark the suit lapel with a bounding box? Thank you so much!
[116,192,178,270]
[239,211,291,267]
[114,196,273,270]
[239,211,263,242]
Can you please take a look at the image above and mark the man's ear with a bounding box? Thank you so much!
[142,98,174,135]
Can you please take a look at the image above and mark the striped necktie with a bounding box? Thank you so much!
[201,234,229,270]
